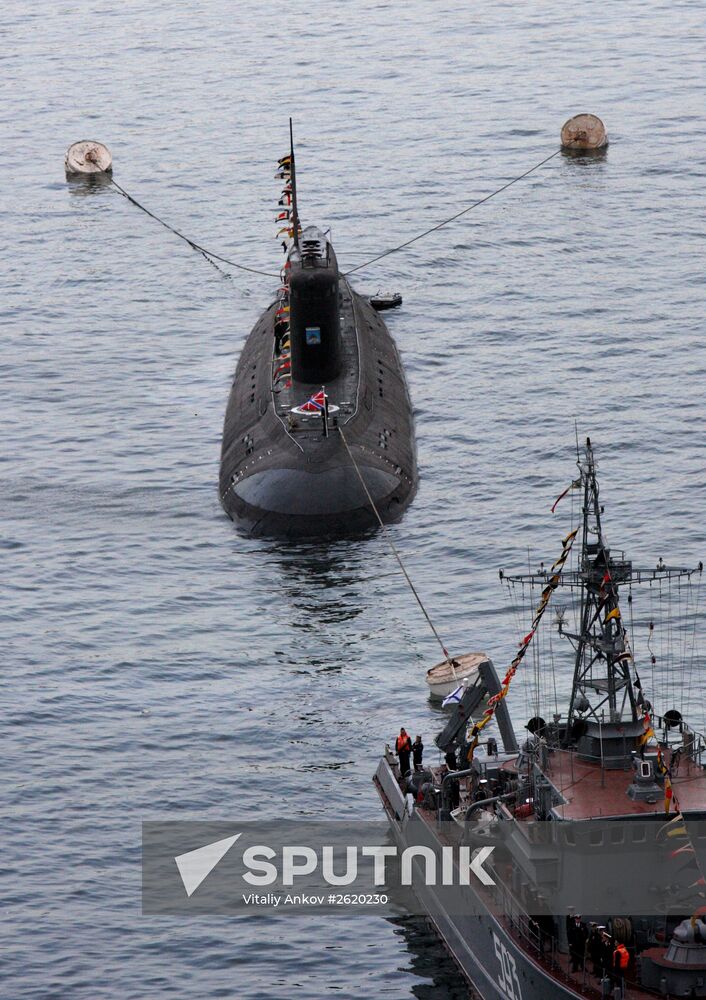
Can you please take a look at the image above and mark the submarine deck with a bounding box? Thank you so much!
[273,278,361,433]
[219,272,417,536]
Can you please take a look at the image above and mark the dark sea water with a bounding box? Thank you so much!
[4,1,705,997]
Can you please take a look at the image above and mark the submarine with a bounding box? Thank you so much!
[219,135,417,539]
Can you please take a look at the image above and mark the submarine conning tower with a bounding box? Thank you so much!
[288,226,342,384]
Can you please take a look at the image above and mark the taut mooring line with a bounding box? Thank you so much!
[104,148,560,283]
[106,175,279,279]
[338,426,453,666]
[344,148,561,276]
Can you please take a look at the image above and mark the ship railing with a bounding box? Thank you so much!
[495,880,551,961]
[544,715,706,769]
[499,882,665,1000]
[496,872,666,1000]
[495,883,607,997]
[644,715,706,771]
[497,890,617,999]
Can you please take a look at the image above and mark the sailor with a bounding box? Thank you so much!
[566,913,587,972]
[612,940,629,981]
[395,728,412,777]
[538,914,555,957]
[444,749,458,772]
[412,735,424,771]
[587,922,603,976]
[599,928,614,983]
[474,778,490,802]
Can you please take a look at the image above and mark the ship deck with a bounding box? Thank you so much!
[376,757,681,1000]
[414,798,666,1000]
[520,748,706,820]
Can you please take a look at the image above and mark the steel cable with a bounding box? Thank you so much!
[343,148,561,276]
[338,426,454,667]
[106,176,279,278]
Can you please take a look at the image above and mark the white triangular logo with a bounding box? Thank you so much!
[174,833,241,897]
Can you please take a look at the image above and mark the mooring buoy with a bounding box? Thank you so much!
[65,140,113,175]
[560,114,608,152]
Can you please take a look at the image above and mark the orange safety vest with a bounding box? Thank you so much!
[396,734,412,753]
[614,944,629,970]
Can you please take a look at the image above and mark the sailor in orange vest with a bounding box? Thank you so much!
[395,728,413,777]
[612,940,629,982]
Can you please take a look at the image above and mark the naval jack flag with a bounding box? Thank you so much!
[442,684,465,708]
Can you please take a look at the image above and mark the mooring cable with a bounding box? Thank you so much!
[103,147,559,283]
[338,425,454,666]
[106,175,279,279]
[344,148,561,276]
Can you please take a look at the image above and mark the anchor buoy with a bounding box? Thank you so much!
[560,115,608,151]
[65,140,113,175]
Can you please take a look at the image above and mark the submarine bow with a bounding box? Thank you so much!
[219,145,416,539]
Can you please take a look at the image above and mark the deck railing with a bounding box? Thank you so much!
[492,879,670,999]
[653,713,706,768]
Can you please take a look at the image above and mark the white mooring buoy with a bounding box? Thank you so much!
[65,140,113,175]
[560,114,608,152]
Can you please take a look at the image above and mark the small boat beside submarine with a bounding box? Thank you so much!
[219,133,417,539]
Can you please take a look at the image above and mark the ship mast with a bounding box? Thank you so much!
[289,118,300,250]
[502,437,699,766]
[563,438,638,732]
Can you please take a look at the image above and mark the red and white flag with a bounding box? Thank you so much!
[300,390,326,412]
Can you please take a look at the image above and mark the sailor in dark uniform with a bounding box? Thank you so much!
[566,913,587,972]
[600,928,614,984]
[587,922,603,976]
[412,735,424,771]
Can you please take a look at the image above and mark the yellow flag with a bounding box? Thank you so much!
[667,825,687,839]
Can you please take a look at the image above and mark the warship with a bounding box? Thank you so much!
[375,440,706,999]
[219,127,417,538]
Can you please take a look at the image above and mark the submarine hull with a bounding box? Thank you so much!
[219,278,417,539]
[222,462,410,539]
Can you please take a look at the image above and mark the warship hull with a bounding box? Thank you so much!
[376,759,595,1000]
[374,442,706,999]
